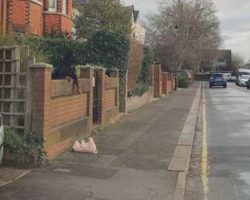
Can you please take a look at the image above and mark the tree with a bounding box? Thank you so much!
[146,0,221,72]
[231,53,244,70]
[74,0,132,39]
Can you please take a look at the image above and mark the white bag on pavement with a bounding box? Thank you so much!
[72,137,97,154]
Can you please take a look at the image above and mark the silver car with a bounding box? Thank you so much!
[237,75,250,86]
[0,115,4,164]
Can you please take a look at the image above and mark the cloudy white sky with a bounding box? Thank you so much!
[123,0,250,62]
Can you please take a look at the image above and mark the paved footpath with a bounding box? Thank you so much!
[0,83,200,200]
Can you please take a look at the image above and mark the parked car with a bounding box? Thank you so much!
[237,75,250,87]
[221,72,232,81]
[209,73,227,88]
[246,78,250,89]
[228,75,237,82]
[0,114,4,164]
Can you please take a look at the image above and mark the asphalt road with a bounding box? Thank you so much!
[186,82,250,200]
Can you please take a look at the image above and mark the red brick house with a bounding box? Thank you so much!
[0,0,72,36]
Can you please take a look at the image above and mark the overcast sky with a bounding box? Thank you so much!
[123,0,250,62]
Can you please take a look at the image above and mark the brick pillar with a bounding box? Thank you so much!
[162,72,167,95]
[30,63,52,137]
[79,66,94,130]
[109,68,119,108]
[95,67,105,125]
[154,64,162,98]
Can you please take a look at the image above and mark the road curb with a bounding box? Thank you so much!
[169,83,202,200]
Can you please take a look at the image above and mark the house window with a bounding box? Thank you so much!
[62,0,67,15]
[49,0,57,12]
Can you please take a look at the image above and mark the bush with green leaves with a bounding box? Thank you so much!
[138,46,153,85]
[3,129,47,167]
[128,82,148,97]
[86,30,129,70]
[178,77,189,88]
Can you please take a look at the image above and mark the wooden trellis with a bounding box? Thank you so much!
[0,46,30,133]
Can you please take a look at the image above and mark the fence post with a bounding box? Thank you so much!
[79,66,94,130]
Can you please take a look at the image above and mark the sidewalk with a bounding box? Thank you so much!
[0,83,200,200]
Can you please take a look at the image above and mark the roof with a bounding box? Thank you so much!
[125,5,140,22]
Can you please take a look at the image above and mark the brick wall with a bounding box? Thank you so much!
[29,1,43,35]
[153,64,162,98]
[7,0,28,33]
[153,64,174,97]
[60,14,72,33]
[162,72,173,95]
[30,64,93,157]
[29,64,120,157]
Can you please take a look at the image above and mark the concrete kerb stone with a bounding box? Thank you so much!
[177,134,195,146]
[168,156,190,172]
[169,83,201,200]
[173,189,185,200]
[173,172,187,200]
[181,125,195,136]
[172,146,192,159]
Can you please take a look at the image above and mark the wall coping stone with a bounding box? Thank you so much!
[79,66,94,70]
[30,63,53,70]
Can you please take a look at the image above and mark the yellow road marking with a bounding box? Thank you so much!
[201,83,209,200]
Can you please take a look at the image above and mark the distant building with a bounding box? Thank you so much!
[201,49,232,72]
[0,0,73,36]
[127,5,145,45]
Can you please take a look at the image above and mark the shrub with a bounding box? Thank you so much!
[86,30,129,70]
[178,77,189,88]
[138,46,153,84]
[3,129,47,167]
[128,82,148,97]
